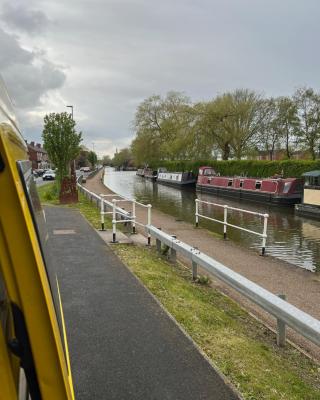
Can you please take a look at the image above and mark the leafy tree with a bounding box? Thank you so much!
[112,148,133,169]
[42,112,82,185]
[294,87,320,160]
[88,151,98,169]
[101,155,111,165]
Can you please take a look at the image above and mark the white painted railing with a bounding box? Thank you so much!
[195,199,269,255]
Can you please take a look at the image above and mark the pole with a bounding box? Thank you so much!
[261,213,269,255]
[223,205,228,239]
[195,199,199,227]
[132,201,136,234]
[100,198,105,231]
[147,204,152,245]
[112,199,117,243]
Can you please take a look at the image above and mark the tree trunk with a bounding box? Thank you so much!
[222,142,230,160]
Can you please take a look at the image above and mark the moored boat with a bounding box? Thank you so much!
[157,168,196,187]
[196,166,303,205]
[295,170,320,219]
[144,168,157,181]
[136,168,145,177]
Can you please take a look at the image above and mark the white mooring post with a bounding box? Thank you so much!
[147,204,152,245]
[112,199,117,243]
[132,200,136,234]
[261,213,269,255]
[277,294,286,347]
[100,198,105,230]
[195,199,199,227]
[223,205,228,239]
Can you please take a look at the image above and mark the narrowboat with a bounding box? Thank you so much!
[136,168,145,177]
[196,166,303,205]
[144,168,157,181]
[295,171,320,219]
[157,168,196,187]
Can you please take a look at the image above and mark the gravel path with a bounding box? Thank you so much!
[84,170,320,361]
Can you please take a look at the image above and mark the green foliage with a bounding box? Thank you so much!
[112,148,133,169]
[42,112,82,186]
[151,159,320,178]
[37,182,59,204]
[88,151,98,169]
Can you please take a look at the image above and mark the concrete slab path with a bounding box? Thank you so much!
[44,206,240,400]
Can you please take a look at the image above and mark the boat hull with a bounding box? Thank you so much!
[196,184,301,205]
[295,204,320,219]
[158,179,196,188]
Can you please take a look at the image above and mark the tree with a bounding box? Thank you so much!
[88,151,98,169]
[101,155,111,166]
[112,148,133,169]
[42,112,82,185]
[294,87,320,160]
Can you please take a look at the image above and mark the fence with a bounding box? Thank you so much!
[146,225,320,349]
[77,177,320,349]
[195,199,269,255]
[77,178,152,244]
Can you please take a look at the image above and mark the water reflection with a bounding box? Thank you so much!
[104,168,320,271]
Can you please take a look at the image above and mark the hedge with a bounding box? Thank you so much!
[150,160,320,178]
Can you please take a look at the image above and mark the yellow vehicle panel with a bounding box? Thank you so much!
[0,78,74,399]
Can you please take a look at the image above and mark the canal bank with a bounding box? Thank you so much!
[84,170,320,360]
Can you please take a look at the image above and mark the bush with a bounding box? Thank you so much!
[150,159,320,178]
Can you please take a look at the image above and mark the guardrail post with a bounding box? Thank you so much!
[261,214,269,255]
[170,235,177,263]
[132,200,136,234]
[192,261,198,280]
[147,204,152,245]
[112,199,117,243]
[195,199,199,227]
[100,198,105,231]
[277,294,286,347]
[223,205,228,239]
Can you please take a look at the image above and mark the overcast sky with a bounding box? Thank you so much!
[1,0,320,156]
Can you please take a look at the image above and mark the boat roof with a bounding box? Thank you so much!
[302,170,320,177]
[0,75,23,136]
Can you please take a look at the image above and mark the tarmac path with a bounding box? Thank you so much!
[84,170,320,361]
[45,205,240,399]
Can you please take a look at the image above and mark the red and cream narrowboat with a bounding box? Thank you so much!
[196,166,303,205]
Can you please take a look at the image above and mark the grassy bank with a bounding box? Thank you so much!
[38,183,320,399]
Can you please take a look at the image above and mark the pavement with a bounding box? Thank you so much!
[44,205,240,400]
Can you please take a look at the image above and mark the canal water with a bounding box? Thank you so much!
[104,168,320,272]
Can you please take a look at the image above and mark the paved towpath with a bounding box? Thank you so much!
[84,171,320,361]
[45,205,240,399]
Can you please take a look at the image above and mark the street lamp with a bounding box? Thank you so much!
[66,105,74,120]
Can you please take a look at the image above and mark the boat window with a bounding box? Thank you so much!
[255,181,261,190]
[228,179,233,187]
[240,180,244,188]
[283,182,292,193]
[203,168,215,176]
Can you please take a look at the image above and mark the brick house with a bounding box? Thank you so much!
[26,141,49,170]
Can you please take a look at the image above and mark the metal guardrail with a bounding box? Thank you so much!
[146,225,320,348]
[77,177,320,349]
[77,177,152,244]
[195,199,269,255]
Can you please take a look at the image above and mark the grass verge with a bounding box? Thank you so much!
[38,183,320,399]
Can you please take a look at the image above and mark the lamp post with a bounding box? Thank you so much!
[66,105,74,120]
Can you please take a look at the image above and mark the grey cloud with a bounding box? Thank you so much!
[0,26,65,108]
[1,1,49,34]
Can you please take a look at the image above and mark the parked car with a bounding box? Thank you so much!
[42,170,56,180]
[80,166,91,173]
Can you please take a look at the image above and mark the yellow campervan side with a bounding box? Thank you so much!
[0,78,74,399]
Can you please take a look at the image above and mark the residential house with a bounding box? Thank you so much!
[27,141,49,170]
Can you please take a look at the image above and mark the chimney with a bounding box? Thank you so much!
[30,141,35,147]
[36,143,41,148]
